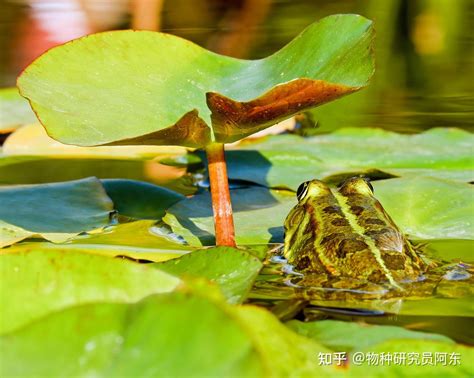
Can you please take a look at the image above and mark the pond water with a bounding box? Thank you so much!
[1,0,472,348]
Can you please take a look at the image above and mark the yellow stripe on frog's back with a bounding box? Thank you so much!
[333,192,400,288]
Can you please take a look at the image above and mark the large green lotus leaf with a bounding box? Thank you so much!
[226,127,474,190]
[0,177,113,247]
[156,247,263,303]
[0,291,337,377]
[163,187,296,246]
[350,339,473,377]
[0,88,37,133]
[164,177,472,245]
[7,220,193,262]
[286,320,453,352]
[18,15,374,147]
[101,179,185,219]
[373,177,474,240]
[0,249,180,335]
[3,122,188,158]
[0,155,195,195]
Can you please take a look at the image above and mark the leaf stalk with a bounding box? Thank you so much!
[205,143,236,247]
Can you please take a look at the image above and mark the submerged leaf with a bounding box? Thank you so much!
[18,15,374,147]
[0,250,180,334]
[0,178,113,247]
[156,247,263,303]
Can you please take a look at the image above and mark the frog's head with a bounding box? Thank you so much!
[338,177,374,196]
[296,179,331,202]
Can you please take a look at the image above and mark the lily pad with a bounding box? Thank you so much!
[0,88,37,133]
[373,177,474,240]
[0,249,180,334]
[164,177,473,245]
[18,15,374,147]
[286,320,453,352]
[0,177,113,247]
[101,179,185,220]
[7,220,193,262]
[226,127,474,190]
[0,291,336,377]
[156,246,263,303]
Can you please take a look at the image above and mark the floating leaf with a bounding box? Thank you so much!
[7,220,193,262]
[0,291,336,377]
[0,177,113,247]
[286,320,453,352]
[0,250,180,334]
[0,88,37,133]
[226,127,474,190]
[373,177,474,240]
[18,15,374,147]
[101,179,185,220]
[156,247,263,303]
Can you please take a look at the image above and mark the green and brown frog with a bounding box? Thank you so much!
[283,177,427,291]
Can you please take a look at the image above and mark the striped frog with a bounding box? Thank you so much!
[283,177,426,289]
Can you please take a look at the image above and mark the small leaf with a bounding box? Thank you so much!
[0,249,180,334]
[0,177,113,247]
[18,15,374,147]
[156,246,263,303]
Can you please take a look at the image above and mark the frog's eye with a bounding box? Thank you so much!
[296,181,310,201]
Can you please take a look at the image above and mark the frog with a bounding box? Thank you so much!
[283,177,427,290]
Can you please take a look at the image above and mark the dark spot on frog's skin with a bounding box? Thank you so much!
[336,239,368,258]
[349,205,364,216]
[382,253,406,270]
[367,269,385,283]
[323,205,341,214]
[331,218,349,227]
[365,228,392,238]
[364,218,386,226]
[296,255,311,270]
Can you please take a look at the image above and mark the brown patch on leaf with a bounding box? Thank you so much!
[101,110,211,148]
[207,78,358,143]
